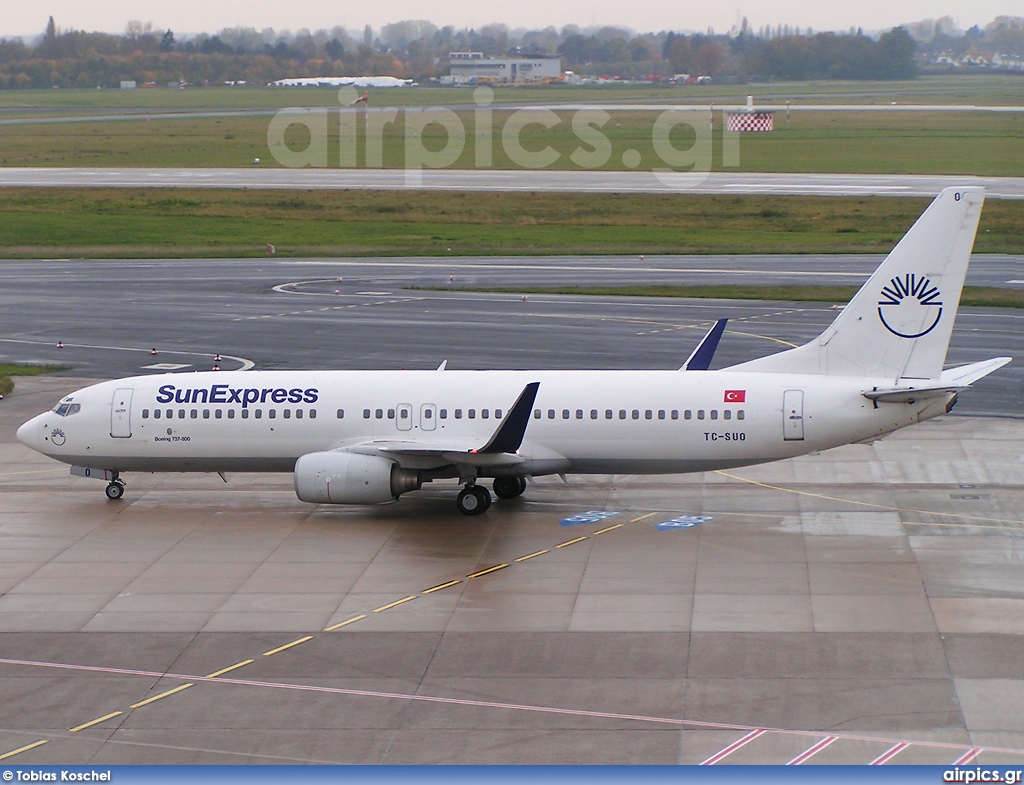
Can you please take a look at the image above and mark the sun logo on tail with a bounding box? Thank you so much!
[877,273,943,338]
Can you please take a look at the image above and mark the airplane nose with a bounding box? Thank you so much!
[16,417,39,449]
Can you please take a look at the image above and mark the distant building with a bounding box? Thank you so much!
[119,81,136,89]
[446,52,561,84]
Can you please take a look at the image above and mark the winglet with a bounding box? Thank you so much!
[680,319,728,371]
[478,382,540,454]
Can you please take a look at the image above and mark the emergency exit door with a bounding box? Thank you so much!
[783,389,804,441]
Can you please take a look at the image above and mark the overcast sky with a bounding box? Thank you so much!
[4,0,1023,38]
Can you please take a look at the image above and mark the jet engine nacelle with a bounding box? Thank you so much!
[294,451,421,505]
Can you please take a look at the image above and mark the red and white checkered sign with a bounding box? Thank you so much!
[726,112,774,132]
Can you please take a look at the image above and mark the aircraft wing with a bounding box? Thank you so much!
[680,319,727,371]
[863,357,1011,403]
[336,382,540,466]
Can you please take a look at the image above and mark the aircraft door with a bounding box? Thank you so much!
[783,389,804,441]
[396,403,413,432]
[111,388,134,438]
[420,404,436,431]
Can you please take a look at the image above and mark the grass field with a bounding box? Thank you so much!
[0,75,1022,113]
[2,107,1023,175]
[0,363,67,396]
[0,189,1020,258]
[437,284,1024,309]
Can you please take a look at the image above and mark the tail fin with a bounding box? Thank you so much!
[729,187,985,380]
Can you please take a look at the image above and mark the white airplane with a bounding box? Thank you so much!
[16,187,1010,515]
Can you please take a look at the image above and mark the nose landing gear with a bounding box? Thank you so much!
[105,472,125,500]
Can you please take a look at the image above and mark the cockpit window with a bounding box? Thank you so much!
[53,403,81,417]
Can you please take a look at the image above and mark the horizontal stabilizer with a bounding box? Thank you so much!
[938,356,1012,386]
[681,319,728,371]
[863,357,1011,403]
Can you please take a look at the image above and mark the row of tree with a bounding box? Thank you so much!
[905,15,1024,57]
[0,14,1014,89]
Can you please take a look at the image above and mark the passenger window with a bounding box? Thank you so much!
[216,410,223,419]
[309,409,317,419]
[440,409,448,419]
[242,409,249,419]
[724,410,731,420]
[697,410,705,420]
[619,410,626,419]
[605,410,613,419]
[576,410,584,420]
[142,409,150,419]
[154,409,161,419]
[658,410,666,420]
[337,409,345,419]
[455,409,463,419]
[283,409,291,419]
[255,410,263,419]
[632,410,639,420]
[400,409,409,419]
[178,409,185,419]
[684,410,692,420]
[268,410,275,419]
[495,409,502,419]
[711,410,718,420]
[562,410,570,419]
[534,409,541,419]
[590,410,598,419]
[425,409,434,419]
[203,409,210,419]
[737,410,745,420]
[671,410,679,420]
[294,409,302,419]
[645,410,652,420]
[387,409,395,419]
[228,409,236,419]
[375,409,383,419]
[468,409,476,419]
[190,409,197,419]
[363,409,371,419]
[481,409,488,419]
[548,410,555,419]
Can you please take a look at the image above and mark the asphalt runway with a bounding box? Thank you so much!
[3,168,1024,199]
[2,101,1022,125]
[0,254,1020,417]
[0,254,1022,765]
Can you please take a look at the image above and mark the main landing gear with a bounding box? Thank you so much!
[105,472,125,500]
[456,477,528,515]
[456,484,491,515]
[493,476,527,500]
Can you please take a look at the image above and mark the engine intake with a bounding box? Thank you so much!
[294,451,421,505]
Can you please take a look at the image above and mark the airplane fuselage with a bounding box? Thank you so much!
[17,369,947,477]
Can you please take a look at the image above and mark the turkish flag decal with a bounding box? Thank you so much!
[724,390,746,403]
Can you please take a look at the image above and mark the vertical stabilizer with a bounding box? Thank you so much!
[729,187,984,380]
